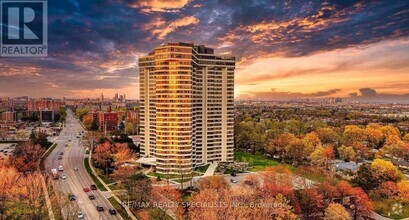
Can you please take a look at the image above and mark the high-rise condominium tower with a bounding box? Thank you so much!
[139,42,235,174]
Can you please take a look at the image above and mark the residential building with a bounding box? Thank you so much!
[139,42,235,174]
[1,111,18,122]
[27,99,63,111]
[98,110,118,132]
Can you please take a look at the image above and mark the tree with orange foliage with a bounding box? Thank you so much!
[81,131,104,150]
[308,146,334,168]
[381,125,400,139]
[324,203,351,220]
[92,141,113,175]
[188,188,231,220]
[382,139,408,159]
[113,143,135,164]
[82,114,95,130]
[285,138,306,165]
[397,181,409,204]
[8,142,45,172]
[349,187,373,218]
[364,124,384,148]
[351,142,371,160]
[297,187,325,218]
[196,176,229,192]
[267,133,296,161]
[372,181,398,199]
[302,132,321,155]
[188,184,297,220]
[252,194,298,220]
[343,125,366,146]
[259,166,301,214]
[403,133,409,143]
[316,127,339,145]
[151,185,183,219]
[0,167,49,219]
[111,165,139,186]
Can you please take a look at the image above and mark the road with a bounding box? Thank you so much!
[45,109,122,220]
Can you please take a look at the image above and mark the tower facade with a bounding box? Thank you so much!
[139,42,235,174]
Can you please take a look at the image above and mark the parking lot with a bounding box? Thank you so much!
[0,143,17,160]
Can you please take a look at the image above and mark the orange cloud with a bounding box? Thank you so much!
[126,0,190,12]
[234,38,409,99]
[143,16,199,39]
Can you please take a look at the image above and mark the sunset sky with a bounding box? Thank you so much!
[0,0,408,102]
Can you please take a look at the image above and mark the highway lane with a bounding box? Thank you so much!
[45,109,122,220]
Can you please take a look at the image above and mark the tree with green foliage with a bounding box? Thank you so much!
[75,107,91,121]
[355,159,403,191]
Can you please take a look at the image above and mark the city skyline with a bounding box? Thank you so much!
[0,0,408,103]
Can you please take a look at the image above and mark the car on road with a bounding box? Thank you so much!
[231,172,237,177]
[58,166,63,171]
[58,155,62,160]
[59,152,64,155]
[83,187,90,192]
[96,205,104,212]
[230,179,238,183]
[62,174,67,179]
[51,169,59,180]
[74,167,78,171]
[109,208,117,215]
[88,194,95,200]
[68,194,76,201]
[77,211,84,219]
[65,144,68,147]
[90,184,97,190]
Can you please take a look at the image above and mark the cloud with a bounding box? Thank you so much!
[238,88,342,101]
[143,15,200,39]
[203,0,409,62]
[122,0,190,12]
[359,88,377,97]
[349,88,409,103]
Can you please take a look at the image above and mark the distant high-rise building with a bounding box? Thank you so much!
[139,42,235,174]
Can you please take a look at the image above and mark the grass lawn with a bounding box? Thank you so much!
[84,158,107,191]
[147,171,201,180]
[99,173,115,185]
[234,151,295,171]
[173,178,195,184]
[194,164,210,173]
[108,183,122,191]
[147,172,181,179]
[150,208,173,220]
[182,192,192,201]
[108,197,132,220]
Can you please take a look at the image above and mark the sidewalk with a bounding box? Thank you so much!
[203,163,218,177]
[88,150,137,220]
